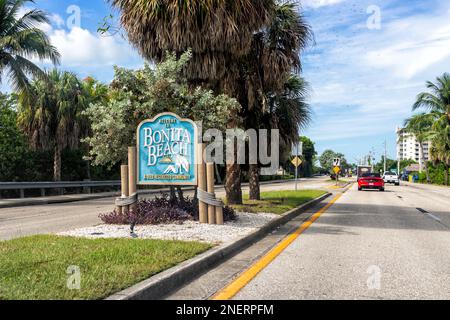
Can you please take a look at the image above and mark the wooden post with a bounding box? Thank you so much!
[128,147,137,212]
[216,206,224,226]
[119,165,129,214]
[198,144,208,224]
[206,163,216,224]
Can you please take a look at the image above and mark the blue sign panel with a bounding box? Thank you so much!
[137,113,198,186]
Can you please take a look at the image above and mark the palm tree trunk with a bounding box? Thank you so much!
[249,164,260,200]
[225,164,243,205]
[53,146,62,182]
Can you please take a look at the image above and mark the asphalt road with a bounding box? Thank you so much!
[231,183,450,300]
[0,177,330,241]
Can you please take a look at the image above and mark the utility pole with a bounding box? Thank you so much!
[384,139,387,173]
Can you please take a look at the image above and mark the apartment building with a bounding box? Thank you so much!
[396,127,432,163]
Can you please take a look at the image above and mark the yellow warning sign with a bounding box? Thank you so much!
[291,157,303,168]
[333,166,341,174]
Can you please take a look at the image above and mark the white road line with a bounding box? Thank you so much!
[422,211,442,223]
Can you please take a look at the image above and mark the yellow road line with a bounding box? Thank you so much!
[212,192,344,301]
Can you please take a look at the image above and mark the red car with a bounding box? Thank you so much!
[358,173,385,191]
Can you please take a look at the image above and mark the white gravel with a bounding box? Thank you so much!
[58,212,278,244]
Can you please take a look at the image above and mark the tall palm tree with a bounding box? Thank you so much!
[413,73,450,185]
[111,0,274,204]
[17,70,88,182]
[243,2,312,199]
[429,115,450,185]
[266,75,311,155]
[413,73,450,122]
[404,113,435,183]
[0,0,60,92]
[111,0,273,92]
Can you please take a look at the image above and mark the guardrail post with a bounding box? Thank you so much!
[206,163,216,225]
[20,189,25,199]
[83,179,91,194]
[128,147,137,212]
[198,144,208,224]
[40,188,45,197]
[118,165,129,214]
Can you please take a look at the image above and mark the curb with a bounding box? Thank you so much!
[106,192,332,300]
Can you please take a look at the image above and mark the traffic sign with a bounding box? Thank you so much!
[333,166,341,174]
[292,142,303,156]
[291,156,303,168]
[333,158,341,167]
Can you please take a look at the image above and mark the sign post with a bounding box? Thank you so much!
[332,158,341,186]
[291,156,303,191]
[291,142,303,191]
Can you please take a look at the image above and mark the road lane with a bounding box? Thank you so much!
[0,177,330,240]
[232,183,450,300]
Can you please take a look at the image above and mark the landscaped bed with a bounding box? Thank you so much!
[230,190,327,214]
[60,190,326,243]
[0,235,211,300]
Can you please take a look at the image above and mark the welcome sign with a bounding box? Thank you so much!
[137,113,198,186]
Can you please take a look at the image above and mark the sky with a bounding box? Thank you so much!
[2,0,450,164]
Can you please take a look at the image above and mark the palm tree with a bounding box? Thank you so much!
[17,69,88,182]
[0,0,60,92]
[413,73,450,125]
[413,73,450,185]
[267,75,312,158]
[243,2,312,199]
[404,113,435,183]
[429,115,450,185]
[111,0,275,204]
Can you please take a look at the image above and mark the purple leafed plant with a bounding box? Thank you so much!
[99,194,236,225]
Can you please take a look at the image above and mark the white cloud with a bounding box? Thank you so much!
[49,13,65,28]
[48,27,138,67]
[365,16,450,79]
[301,0,450,160]
[303,0,345,9]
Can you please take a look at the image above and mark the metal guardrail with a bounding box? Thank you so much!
[0,181,120,198]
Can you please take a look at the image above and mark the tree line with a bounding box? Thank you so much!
[0,0,315,204]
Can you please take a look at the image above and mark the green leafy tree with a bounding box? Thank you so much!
[299,136,316,177]
[83,51,240,167]
[319,150,349,173]
[374,157,398,174]
[0,93,28,181]
[17,70,89,181]
[0,0,60,92]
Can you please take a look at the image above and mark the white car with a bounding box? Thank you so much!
[383,171,400,186]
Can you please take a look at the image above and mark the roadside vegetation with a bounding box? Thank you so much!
[230,190,327,215]
[403,73,450,186]
[0,235,211,300]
